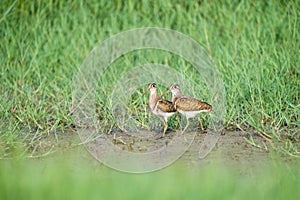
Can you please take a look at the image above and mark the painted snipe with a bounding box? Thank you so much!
[144,83,177,138]
[163,84,213,133]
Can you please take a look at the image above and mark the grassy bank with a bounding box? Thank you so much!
[0,0,299,157]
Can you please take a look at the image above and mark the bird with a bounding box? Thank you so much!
[143,83,177,138]
[163,84,213,133]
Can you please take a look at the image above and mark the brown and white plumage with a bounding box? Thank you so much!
[144,83,176,137]
[165,84,213,133]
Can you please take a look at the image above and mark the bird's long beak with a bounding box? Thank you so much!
[142,90,149,96]
[161,89,171,97]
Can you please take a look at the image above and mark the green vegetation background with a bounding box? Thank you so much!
[0,1,299,199]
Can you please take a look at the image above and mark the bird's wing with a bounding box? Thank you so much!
[175,96,212,111]
[157,99,176,112]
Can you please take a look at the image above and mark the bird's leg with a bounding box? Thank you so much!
[162,121,168,138]
[156,118,167,139]
[181,118,190,134]
[198,117,204,131]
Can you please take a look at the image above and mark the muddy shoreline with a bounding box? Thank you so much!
[26,128,300,174]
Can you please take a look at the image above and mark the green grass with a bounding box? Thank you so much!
[1,0,300,156]
[0,1,300,198]
[0,155,300,200]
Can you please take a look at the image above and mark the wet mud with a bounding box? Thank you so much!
[32,128,296,173]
